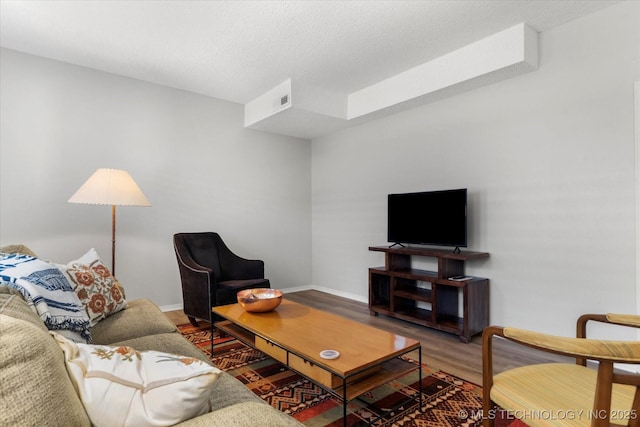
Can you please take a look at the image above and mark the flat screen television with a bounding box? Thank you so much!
[387,189,467,249]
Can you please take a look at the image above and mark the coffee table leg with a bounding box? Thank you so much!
[419,348,423,411]
[342,377,347,426]
[211,322,214,356]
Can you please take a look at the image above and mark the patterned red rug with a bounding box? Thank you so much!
[178,323,487,426]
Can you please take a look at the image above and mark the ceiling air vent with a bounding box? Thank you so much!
[280,94,289,106]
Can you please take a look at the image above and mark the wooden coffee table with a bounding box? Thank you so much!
[213,299,422,425]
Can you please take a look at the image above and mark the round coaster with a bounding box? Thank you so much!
[319,349,340,360]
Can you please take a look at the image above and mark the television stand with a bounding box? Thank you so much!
[388,242,406,249]
[368,246,489,343]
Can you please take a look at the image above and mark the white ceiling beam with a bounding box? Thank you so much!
[348,23,538,120]
[245,23,538,139]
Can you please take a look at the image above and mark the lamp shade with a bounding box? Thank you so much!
[68,168,151,206]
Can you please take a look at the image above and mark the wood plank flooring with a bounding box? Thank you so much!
[165,289,567,385]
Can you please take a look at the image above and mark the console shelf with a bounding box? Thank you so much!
[369,246,489,343]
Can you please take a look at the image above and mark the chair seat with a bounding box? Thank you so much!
[491,363,637,427]
[216,278,271,306]
[218,278,271,290]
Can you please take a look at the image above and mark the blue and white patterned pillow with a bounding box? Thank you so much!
[0,254,91,342]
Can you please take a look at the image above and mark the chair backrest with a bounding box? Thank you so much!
[173,232,223,280]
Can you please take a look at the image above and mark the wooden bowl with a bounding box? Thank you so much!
[237,288,283,312]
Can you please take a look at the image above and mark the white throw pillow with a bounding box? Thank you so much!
[52,332,221,427]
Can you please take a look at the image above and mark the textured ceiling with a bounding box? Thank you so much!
[0,1,617,104]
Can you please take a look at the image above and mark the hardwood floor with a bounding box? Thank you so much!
[165,289,567,385]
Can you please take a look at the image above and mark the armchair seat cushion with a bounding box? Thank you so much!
[492,363,637,427]
[217,279,270,304]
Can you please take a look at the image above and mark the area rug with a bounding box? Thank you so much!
[178,323,487,427]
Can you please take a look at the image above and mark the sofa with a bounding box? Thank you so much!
[0,246,302,427]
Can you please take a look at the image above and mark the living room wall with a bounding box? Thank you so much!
[1,3,638,341]
[0,48,312,307]
[311,1,640,339]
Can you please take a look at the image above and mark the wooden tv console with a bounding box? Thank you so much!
[369,245,489,343]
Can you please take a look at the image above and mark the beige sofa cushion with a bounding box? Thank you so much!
[177,401,304,427]
[90,298,178,344]
[0,285,47,328]
[0,244,37,257]
[0,294,90,427]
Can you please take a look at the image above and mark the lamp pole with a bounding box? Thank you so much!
[111,204,117,276]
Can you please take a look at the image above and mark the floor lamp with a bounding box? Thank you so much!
[68,168,151,276]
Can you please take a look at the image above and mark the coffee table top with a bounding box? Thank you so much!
[213,299,420,376]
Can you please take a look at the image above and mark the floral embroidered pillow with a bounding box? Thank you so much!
[52,332,220,427]
[57,248,127,326]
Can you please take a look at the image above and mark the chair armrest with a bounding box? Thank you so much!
[175,247,214,276]
[576,313,640,366]
[578,313,640,338]
[501,327,640,363]
[174,245,217,322]
[605,313,640,328]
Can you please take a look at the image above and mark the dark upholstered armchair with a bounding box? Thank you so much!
[173,232,270,326]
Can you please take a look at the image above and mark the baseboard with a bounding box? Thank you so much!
[159,303,183,312]
[302,285,368,304]
[282,284,314,293]
[160,285,367,312]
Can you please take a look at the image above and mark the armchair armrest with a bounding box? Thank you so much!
[174,246,216,322]
[578,313,640,336]
[500,327,640,363]
[604,313,640,328]
[577,313,640,366]
[175,248,214,276]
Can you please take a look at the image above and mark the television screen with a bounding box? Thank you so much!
[387,189,467,248]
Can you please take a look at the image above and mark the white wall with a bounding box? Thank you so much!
[0,48,312,307]
[311,1,640,338]
[1,3,638,339]
[636,81,640,336]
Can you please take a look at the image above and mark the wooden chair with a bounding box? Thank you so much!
[482,314,640,427]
